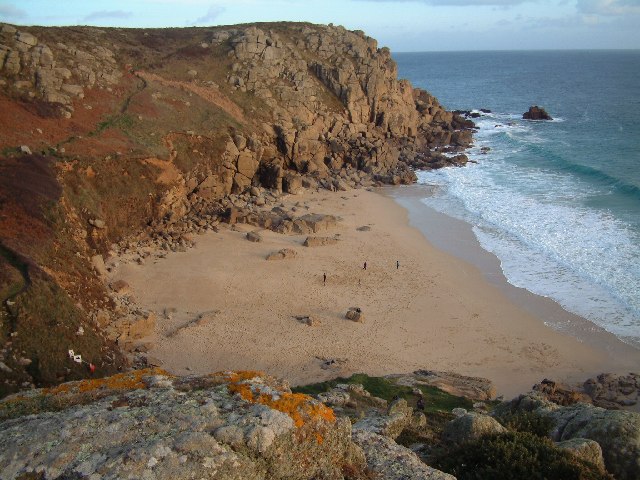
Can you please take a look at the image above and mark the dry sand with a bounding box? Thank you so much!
[110,188,640,398]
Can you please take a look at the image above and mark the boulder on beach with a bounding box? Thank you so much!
[246,230,262,242]
[523,105,552,120]
[345,307,364,323]
[303,236,339,247]
[266,248,297,260]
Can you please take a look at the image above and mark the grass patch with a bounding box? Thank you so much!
[293,373,472,414]
[90,113,135,137]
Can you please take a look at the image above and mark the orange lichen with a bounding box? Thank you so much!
[43,368,170,396]
[224,371,336,430]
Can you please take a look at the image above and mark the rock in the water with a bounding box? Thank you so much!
[246,230,262,242]
[443,412,507,444]
[523,105,552,120]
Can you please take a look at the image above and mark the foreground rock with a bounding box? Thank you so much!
[523,105,552,120]
[497,393,640,480]
[556,438,606,473]
[0,370,365,480]
[443,412,507,444]
[352,429,455,480]
[353,397,414,440]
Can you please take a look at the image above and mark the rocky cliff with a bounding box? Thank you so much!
[0,21,474,396]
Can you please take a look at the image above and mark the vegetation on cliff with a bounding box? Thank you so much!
[0,21,475,396]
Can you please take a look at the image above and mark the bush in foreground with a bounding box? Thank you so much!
[433,431,612,480]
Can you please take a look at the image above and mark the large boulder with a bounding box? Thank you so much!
[556,438,606,473]
[303,236,339,247]
[498,393,640,480]
[0,371,366,479]
[352,429,455,480]
[583,372,640,408]
[292,214,338,234]
[392,370,496,401]
[547,403,640,480]
[443,412,507,445]
[352,397,413,440]
[523,105,552,120]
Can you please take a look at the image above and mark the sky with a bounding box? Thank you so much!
[1,0,639,51]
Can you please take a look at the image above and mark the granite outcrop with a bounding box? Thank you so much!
[0,369,459,480]
[0,21,476,395]
[496,392,640,480]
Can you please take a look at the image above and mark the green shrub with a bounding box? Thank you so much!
[433,432,612,480]
[499,410,555,437]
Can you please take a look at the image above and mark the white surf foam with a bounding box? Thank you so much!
[416,116,640,348]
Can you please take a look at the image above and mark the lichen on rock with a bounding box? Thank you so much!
[0,370,365,480]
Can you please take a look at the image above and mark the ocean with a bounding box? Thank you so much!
[394,51,640,349]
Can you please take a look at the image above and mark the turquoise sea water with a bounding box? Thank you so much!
[395,51,640,348]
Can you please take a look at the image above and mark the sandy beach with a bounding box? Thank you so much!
[110,188,640,398]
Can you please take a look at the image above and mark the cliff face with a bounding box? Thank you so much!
[0,22,474,395]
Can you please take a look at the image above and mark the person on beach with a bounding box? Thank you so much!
[323,272,326,285]
[396,260,399,269]
[363,261,367,270]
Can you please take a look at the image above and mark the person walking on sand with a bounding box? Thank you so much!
[396,260,399,270]
[323,272,326,285]
[363,261,367,270]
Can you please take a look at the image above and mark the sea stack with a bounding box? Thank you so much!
[523,105,553,120]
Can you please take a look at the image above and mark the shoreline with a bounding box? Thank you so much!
[109,187,640,399]
[388,184,640,361]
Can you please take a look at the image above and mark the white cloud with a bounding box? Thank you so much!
[83,10,133,22]
[577,0,640,15]
[194,5,225,24]
[0,4,27,20]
